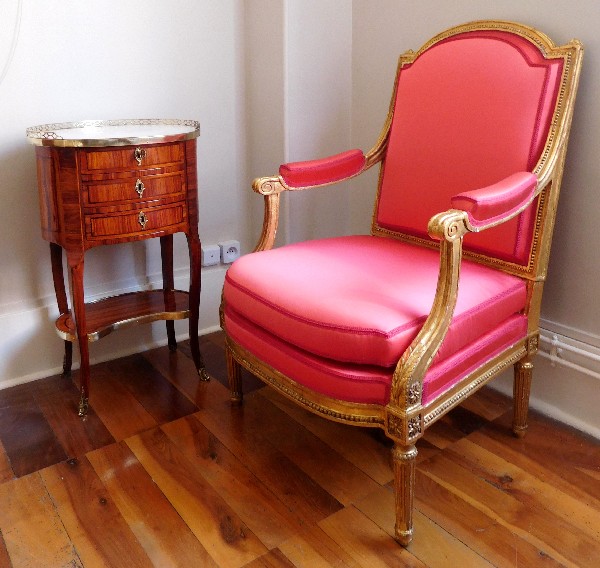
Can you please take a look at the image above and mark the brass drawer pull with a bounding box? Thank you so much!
[138,211,148,229]
[134,147,146,166]
[135,178,145,198]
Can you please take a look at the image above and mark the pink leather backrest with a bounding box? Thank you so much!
[375,30,563,265]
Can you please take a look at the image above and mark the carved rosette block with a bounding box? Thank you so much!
[386,410,423,443]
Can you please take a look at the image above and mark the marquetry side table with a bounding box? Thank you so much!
[27,119,209,416]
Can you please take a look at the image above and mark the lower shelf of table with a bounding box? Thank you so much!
[56,289,191,342]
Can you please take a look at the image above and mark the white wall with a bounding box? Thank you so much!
[0,0,247,386]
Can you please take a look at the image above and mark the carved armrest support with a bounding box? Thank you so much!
[388,174,540,423]
[389,211,469,417]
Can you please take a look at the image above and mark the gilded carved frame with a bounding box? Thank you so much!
[221,20,583,544]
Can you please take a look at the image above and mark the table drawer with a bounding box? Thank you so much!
[85,172,185,205]
[81,142,184,172]
[86,203,186,240]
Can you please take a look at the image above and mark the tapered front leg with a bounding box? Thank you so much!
[226,346,243,404]
[513,358,533,438]
[160,234,177,351]
[392,443,418,546]
[68,258,89,416]
[186,232,209,381]
[49,243,73,376]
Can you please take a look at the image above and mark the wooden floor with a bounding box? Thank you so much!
[0,332,599,567]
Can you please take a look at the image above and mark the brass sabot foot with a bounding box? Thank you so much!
[78,396,89,417]
[198,367,210,382]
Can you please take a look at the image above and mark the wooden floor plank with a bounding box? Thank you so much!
[277,524,362,568]
[419,453,599,567]
[0,472,81,568]
[476,411,600,503]
[241,390,381,506]
[0,385,67,477]
[143,343,224,407]
[413,469,565,567]
[40,457,153,568]
[32,374,115,459]
[161,414,299,549]
[242,549,296,568]
[259,387,394,485]
[83,362,157,441]
[126,426,267,568]
[319,506,426,568]
[87,440,218,567]
[0,437,14,484]
[192,383,344,527]
[107,353,199,422]
[0,332,598,567]
[446,437,600,541]
[455,386,512,422]
[0,530,11,568]
[354,485,493,568]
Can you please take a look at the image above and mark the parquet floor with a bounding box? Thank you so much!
[0,332,599,567]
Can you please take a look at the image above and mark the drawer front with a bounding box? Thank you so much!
[85,172,185,205]
[81,142,184,172]
[86,203,186,240]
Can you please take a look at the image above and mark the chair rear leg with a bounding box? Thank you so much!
[392,443,418,546]
[513,358,533,438]
[226,345,243,404]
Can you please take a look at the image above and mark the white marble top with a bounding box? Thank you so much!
[26,119,200,147]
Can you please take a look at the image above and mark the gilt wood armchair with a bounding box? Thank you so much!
[220,21,583,545]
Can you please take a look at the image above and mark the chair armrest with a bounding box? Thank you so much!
[450,172,537,230]
[279,149,366,188]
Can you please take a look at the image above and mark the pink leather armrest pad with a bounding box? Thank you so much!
[451,172,537,228]
[279,149,366,188]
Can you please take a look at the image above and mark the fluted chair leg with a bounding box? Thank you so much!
[513,358,533,438]
[392,443,418,546]
[226,346,244,404]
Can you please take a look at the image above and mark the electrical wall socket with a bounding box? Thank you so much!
[219,240,241,263]
[201,244,220,266]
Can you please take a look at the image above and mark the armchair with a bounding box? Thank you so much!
[221,21,583,545]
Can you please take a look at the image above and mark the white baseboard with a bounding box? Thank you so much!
[489,325,600,440]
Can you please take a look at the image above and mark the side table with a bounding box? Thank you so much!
[27,119,209,416]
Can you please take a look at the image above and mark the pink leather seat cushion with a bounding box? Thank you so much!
[223,235,527,369]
